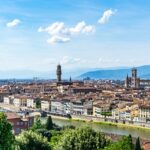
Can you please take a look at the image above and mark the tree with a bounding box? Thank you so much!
[36,129,52,141]
[36,98,41,109]
[50,130,64,149]
[0,112,15,150]
[104,135,134,150]
[16,130,51,150]
[46,116,53,130]
[31,117,43,131]
[128,134,134,149]
[55,126,109,150]
[135,137,142,150]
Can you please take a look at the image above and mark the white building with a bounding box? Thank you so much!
[51,99,70,114]
[27,98,36,108]
[13,96,27,107]
[139,105,150,122]
[41,100,50,111]
[3,96,14,105]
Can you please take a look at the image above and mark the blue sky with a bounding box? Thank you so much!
[0,0,150,75]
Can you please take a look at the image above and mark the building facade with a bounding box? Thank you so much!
[125,68,150,89]
[6,112,34,135]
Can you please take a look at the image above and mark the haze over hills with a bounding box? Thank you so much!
[0,68,94,79]
[79,65,150,80]
[0,65,150,80]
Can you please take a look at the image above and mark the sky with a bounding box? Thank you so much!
[0,0,150,77]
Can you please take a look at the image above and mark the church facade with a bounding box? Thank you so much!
[125,68,150,89]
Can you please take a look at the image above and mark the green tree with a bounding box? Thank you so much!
[36,129,52,141]
[104,135,134,150]
[0,112,15,150]
[50,130,64,149]
[36,98,41,109]
[128,134,134,149]
[16,130,51,150]
[46,116,53,130]
[55,126,109,150]
[134,137,141,150]
[31,117,43,131]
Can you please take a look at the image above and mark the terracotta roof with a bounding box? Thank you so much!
[5,112,21,119]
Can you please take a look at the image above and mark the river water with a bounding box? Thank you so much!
[52,118,150,140]
[1,107,150,140]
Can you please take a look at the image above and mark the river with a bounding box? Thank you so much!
[1,108,150,140]
[51,118,150,140]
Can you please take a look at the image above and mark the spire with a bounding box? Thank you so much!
[69,76,72,83]
[126,74,128,79]
[125,74,129,88]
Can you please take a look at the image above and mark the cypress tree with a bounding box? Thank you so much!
[128,134,133,149]
[46,116,53,130]
[135,137,142,150]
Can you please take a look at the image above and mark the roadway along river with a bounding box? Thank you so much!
[51,118,150,140]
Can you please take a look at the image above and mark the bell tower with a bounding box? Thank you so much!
[132,68,137,79]
[56,64,62,82]
[131,68,138,88]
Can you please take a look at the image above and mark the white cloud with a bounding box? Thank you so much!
[38,27,44,32]
[82,25,95,33]
[38,22,65,35]
[98,9,117,24]
[47,35,70,44]
[6,19,21,27]
[68,21,95,34]
[38,21,95,44]
[98,57,120,64]
[60,56,82,65]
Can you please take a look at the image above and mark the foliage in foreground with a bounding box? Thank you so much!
[30,117,44,131]
[54,126,110,150]
[0,113,143,150]
[134,137,142,150]
[104,135,134,150]
[16,130,51,150]
[0,112,15,150]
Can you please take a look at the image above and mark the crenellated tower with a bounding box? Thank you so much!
[56,64,62,82]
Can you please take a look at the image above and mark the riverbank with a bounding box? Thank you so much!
[50,114,150,132]
[93,120,150,131]
[50,115,70,120]
[51,116,150,140]
[73,118,150,132]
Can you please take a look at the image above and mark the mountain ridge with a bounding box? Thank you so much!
[79,65,150,80]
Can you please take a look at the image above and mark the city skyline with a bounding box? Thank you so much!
[1,1,150,149]
[0,0,150,74]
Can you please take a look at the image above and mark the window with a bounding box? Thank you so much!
[16,122,20,125]
[16,128,20,134]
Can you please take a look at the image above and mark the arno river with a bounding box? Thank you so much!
[1,105,150,140]
[51,118,150,140]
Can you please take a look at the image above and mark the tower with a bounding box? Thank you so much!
[125,74,129,88]
[56,64,62,82]
[69,76,72,83]
[131,68,138,88]
[132,68,137,79]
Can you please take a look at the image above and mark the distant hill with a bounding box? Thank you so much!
[79,65,150,80]
[0,68,96,79]
[1,65,150,80]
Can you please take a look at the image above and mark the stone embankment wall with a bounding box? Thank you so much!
[71,115,150,128]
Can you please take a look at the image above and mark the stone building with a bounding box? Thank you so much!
[125,68,150,89]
